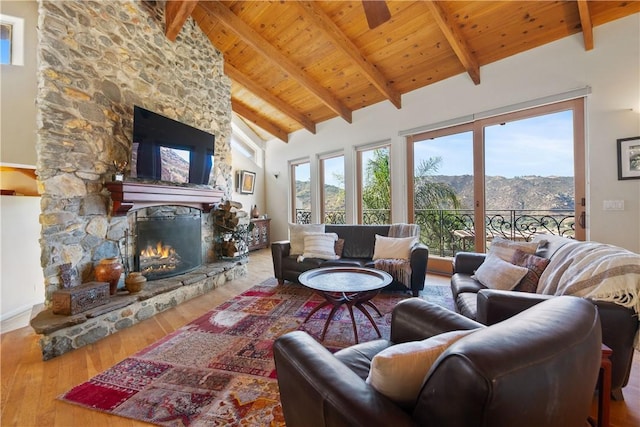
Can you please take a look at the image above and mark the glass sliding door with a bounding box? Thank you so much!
[483,109,578,243]
[408,125,474,257]
[408,98,585,260]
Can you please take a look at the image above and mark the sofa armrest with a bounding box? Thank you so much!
[476,289,553,325]
[273,331,416,427]
[452,252,486,275]
[271,240,290,281]
[409,243,429,294]
[390,298,483,343]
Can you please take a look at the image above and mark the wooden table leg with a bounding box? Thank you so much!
[598,345,612,427]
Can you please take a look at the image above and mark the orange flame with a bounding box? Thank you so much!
[140,242,175,259]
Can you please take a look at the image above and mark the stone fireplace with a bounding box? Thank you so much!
[30,1,241,358]
[35,1,233,306]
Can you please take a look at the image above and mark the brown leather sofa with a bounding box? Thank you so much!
[271,224,429,296]
[274,296,602,427]
[451,235,639,400]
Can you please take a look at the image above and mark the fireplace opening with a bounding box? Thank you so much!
[134,210,202,280]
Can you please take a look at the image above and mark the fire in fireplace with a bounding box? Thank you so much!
[139,241,182,275]
[134,209,202,280]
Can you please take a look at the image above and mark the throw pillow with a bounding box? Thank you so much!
[302,232,339,260]
[288,223,325,255]
[510,249,551,293]
[366,329,474,407]
[372,235,418,261]
[334,238,345,258]
[472,252,529,291]
[489,236,539,262]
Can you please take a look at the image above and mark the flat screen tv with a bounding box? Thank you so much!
[131,106,215,185]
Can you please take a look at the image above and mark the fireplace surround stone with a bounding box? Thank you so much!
[35,0,233,307]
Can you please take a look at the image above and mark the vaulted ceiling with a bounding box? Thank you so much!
[164,1,640,142]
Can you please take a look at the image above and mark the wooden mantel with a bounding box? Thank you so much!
[106,181,224,215]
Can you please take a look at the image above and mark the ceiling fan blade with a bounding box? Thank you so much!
[362,0,391,29]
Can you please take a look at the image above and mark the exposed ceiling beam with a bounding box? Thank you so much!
[165,0,198,42]
[297,1,401,109]
[424,1,480,85]
[577,0,594,51]
[225,63,317,135]
[199,1,353,123]
[231,102,289,143]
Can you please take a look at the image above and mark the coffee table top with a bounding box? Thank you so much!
[298,267,392,293]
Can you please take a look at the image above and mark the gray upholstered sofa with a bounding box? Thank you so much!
[271,224,429,296]
[451,234,639,399]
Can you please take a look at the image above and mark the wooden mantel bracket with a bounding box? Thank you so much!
[106,181,224,216]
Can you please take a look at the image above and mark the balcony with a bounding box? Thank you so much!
[295,208,575,257]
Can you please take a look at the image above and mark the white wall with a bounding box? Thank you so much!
[266,14,640,252]
[0,0,38,167]
[0,196,44,321]
[0,1,43,323]
[231,147,266,216]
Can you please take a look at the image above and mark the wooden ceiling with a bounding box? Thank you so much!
[165,1,640,142]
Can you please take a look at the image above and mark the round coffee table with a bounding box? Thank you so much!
[298,266,393,343]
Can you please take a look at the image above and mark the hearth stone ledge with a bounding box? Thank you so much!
[31,259,248,361]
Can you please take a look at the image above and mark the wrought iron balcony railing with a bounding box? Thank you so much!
[415,209,575,257]
[296,208,575,257]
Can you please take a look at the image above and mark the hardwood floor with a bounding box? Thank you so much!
[1,248,639,426]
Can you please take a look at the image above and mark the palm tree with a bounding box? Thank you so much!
[361,150,460,226]
[414,157,460,210]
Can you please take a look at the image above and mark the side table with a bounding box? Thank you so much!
[596,344,612,427]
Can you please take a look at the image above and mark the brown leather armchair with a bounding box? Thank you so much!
[274,297,602,427]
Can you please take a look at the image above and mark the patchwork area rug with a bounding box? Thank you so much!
[60,278,454,426]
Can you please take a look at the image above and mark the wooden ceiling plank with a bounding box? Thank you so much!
[165,0,199,42]
[199,1,353,123]
[232,102,289,143]
[424,1,481,85]
[577,0,594,51]
[297,1,402,109]
[225,62,317,134]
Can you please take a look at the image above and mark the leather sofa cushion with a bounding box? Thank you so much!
[455,293,478,320]
[326,225,390,259]
[334,339,392,380]
[320,258,367,268]
[281,256,323,273]
[451,273,487,296]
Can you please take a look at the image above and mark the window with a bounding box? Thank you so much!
[408,98,585,263]
[291,160,311,224]
[320,153,345,224]
[0,14,24,66]
[357,144,391,224]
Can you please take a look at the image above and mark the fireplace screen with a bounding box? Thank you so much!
[134,213,202,280]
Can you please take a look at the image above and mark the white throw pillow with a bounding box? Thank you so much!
[489,236,539,262]
[473,252,529,290]
[372,235,418,260]
[288,223,325,255]
[366,329,473,407]
[302,232,339,260]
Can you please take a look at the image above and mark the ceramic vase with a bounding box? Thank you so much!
[95,257,123,295]
[251,205,260,218]
[125,272,147,293]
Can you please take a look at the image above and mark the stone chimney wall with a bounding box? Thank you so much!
[36,0,232,306]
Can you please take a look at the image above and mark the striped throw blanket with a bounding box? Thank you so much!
[537,241,640,347]
[373,224,420,289]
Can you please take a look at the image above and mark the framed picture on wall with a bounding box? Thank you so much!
[239,170,256,194]
[617,136,640,180]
